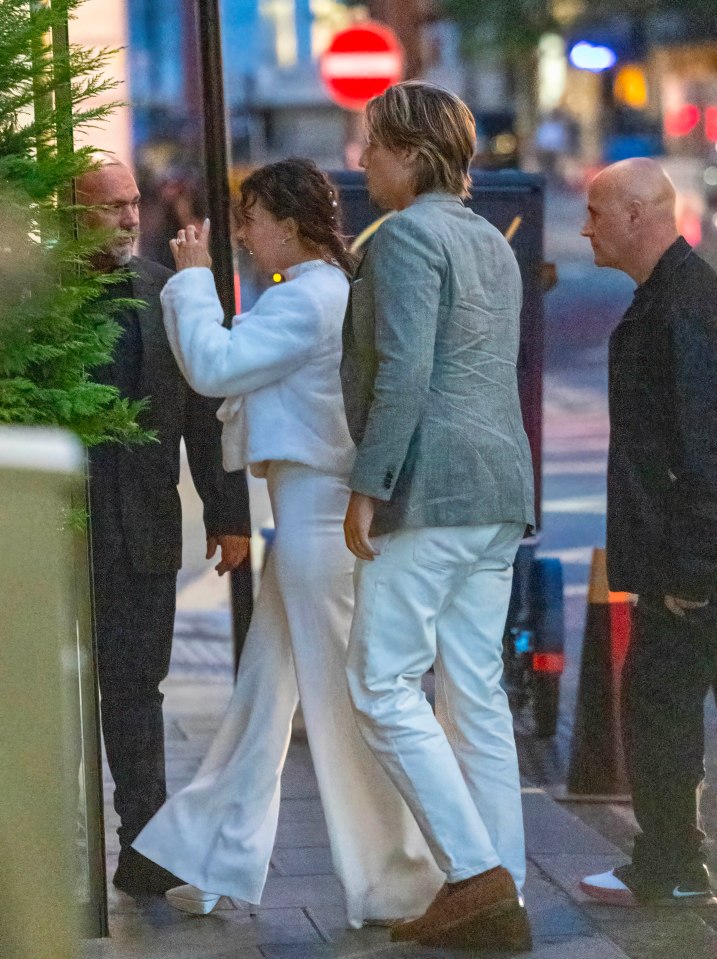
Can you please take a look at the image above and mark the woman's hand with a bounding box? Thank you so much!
[169,218,212,270]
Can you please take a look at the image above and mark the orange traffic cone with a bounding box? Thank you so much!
[561,548,633,802]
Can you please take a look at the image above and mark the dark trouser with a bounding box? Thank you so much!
[622,596,717,881]
[92,537,176,851]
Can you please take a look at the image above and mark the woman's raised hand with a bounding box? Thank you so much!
[169,218,212,270]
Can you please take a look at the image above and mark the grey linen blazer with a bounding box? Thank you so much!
[340,192,535,536]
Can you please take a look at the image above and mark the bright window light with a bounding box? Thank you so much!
[569,41,617,72]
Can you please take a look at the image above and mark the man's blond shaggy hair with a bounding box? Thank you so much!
[364,81,476,199]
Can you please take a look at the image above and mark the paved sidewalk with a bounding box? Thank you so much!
[78,663,717,959]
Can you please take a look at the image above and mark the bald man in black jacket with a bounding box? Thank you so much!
[579,158,717,907]
[80,157,251,895]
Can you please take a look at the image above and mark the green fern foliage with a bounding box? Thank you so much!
[0,0,149,446]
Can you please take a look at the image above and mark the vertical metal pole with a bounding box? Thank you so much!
[51,0,109,937]
[51,3,73,162]
[194,0,254,671]
[194,0,234,318]
[181,0,202,120]
[29,1,53,163]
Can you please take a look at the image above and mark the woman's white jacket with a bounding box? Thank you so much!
[160,260,355,478]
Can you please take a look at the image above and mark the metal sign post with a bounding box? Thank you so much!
[194,0,254,670]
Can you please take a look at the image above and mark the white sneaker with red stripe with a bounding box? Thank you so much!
[579,868,638,906]
[580,864,717,907]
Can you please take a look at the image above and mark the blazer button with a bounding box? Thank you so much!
[383,469,393,490]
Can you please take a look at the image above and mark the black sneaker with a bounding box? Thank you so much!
[113,847,183,896]
[580,862,717,907]
[657,864,717,906]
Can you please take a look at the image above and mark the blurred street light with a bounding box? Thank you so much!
[568,40,617,71]
[613,64,648,109]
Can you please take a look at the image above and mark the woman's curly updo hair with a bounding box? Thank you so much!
[233,158,354,275]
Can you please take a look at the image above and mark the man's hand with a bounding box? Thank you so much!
[664,594,710,617]
[344,492,380,561]
[207,534,250,576]
[170,219,212,270]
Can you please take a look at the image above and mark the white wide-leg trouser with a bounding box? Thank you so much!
[347,522,526,891]
[133,461,443,927]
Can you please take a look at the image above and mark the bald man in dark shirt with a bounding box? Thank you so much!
[79,157,251,895]
[579,158,717,907]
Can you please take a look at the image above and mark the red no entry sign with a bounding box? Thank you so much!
[320,21,405,112]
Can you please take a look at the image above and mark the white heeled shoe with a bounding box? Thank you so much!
[166,883,222,915]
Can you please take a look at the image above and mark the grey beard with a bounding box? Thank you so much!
[112,249,133,267]
[109,240,134,267]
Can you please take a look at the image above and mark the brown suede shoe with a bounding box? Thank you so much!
[391,866,522,945]
[419,900,533,951]
[390,883,449,941]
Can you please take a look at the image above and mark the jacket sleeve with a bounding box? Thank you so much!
[665,307,717,599]
[161,267,318,397]
[183,387,252,538]
[348,216,445,501]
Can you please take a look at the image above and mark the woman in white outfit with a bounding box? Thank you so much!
[132,159,443,927]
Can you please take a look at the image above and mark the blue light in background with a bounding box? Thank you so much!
[569,41,617,72]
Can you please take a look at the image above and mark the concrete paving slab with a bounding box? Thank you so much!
[164,722,188,743]
[305,905,385,943]
[257,943,454,959]
[83,941,264,959]
[583,910,717,959]
[524,862,595,940]
[261,875,344,909]
[519,939,629,959]
[278,798,329,823]
[279,777,322,801]
[274,818,331,848]
[531,854,628,906]
[271,846,334,877]
[107,887,155,916]
[256,945,334,958]
[206,952,266,959]
[221,906,325,944]
[165,762,205,781]
[87,674,660,959]
[175,716,233,738]
[523,792,622,857]
[157,680,233,721]
[258,937,630,959]
[81,911,266,958]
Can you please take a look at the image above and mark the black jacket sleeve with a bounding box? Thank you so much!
[183,387,252,538]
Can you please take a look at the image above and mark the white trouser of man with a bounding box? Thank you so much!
[347,521,526,891]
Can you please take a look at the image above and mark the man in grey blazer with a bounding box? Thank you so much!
[341,83,534,950]
[79,158,251,894]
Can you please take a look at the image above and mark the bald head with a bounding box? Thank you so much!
[582,158,680,283]
[77,156,140,271]
[592,158,676,219]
